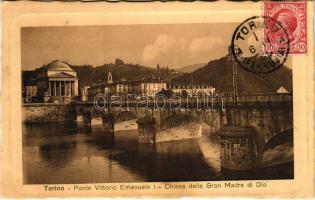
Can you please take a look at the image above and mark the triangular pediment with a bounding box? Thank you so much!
[276,86,289,93]
[48,72,76,78]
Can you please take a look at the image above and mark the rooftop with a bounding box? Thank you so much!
[43,60,75,72]
[48,72,77,78]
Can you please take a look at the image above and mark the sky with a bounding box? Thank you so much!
[21,23,239,70]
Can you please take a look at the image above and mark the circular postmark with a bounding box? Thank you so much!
[231,16,290,74]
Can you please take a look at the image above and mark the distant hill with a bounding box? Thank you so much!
[172,54,292,94]
[70,61,172,87]
[22,59,175,89]
[177,63,206,73]
[22,56,292,95]
[71,64,151,87]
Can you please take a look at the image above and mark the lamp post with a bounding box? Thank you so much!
[152,87,158,117]
[105,87,109,114]
[231,46,239,126]
[231,46,238,106]
[217,46,257,176]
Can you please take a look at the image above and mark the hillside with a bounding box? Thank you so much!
[22,56,292,95]
[177,63,206,73]
[70,61,172,87]
[172,54,292,94]
[71,64,154,87]
[22,59,175,89]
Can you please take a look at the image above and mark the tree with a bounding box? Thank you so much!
[115,58,124,65]
[156,88,174,98]
[181,90,189,98]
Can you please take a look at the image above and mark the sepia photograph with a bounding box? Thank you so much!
[21,22,294,184]
[1,0,314,197]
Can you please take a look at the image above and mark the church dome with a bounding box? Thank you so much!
[45,60,74,71]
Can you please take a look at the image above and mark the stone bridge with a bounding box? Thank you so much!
[22,93,293,145]
[22,93,293,174]
[74,95,292,145]
[75,101,228,142]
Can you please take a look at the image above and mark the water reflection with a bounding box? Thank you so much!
[23,123,220,184]
[23,122,292,184]
[39,141,77,168]
[197,130,221,174]
[113,139,219,182]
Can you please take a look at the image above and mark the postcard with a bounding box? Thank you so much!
[1,1,314,198]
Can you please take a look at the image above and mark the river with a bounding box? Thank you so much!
[23,121,293,184]
[23,122,222,184]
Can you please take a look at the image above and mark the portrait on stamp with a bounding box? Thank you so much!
[264,1,307,54]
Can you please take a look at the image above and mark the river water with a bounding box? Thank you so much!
[23,121,293,184]
[23,123,221,184]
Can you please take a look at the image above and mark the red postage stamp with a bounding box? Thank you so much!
[264,1,307,54]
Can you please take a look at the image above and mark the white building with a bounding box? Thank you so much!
[171,85,215,96]
[135,78,167,97]
[88,74,167,98]
[25,85,38,102]
[36,60,79,103]
[276,86,289,94]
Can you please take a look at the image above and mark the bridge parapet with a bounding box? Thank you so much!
[23,94,292,145]
[76,93,292,111]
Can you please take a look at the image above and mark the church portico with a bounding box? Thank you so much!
[48,80,76,97]
[35,60,79,103]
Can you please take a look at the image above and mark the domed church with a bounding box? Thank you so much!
[36,60,79,103]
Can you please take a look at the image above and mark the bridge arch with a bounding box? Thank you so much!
[160,114,201,130]
[114,111,138,123]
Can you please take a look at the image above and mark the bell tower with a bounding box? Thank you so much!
[107,72,113,84]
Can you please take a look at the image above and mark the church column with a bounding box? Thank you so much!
[63,81,66,96]
[54,81,57,96]
[69,81,72,96]
[65,81,68,96]
[66,81,70,96]
[48,81,51,96]
[66,81,69,96]
[64,81,67,96]
[74,80,78,96]
[71,82,74,96]
[59,81,62,96]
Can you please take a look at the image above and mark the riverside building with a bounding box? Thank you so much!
[171,85,215,96]
[87,73,167,99]
[23,60,79,103]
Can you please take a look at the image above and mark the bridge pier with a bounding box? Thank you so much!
[89,113,114,133]
[76,111,91,126]
[102,114,114,132]
[218,126,257,177]
[204,110,227,133]
[137,116,156,143]
[90,115,104,131]
[73,99,292,146]
[91,116,103,125]
[76,114,84,125]
[76,108,114,132]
